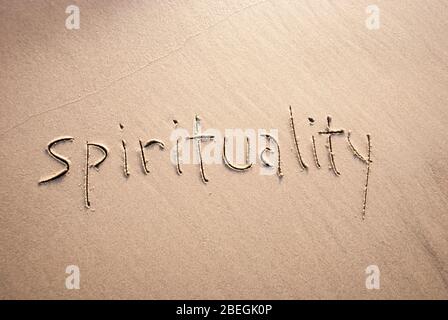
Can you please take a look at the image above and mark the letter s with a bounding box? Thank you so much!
[39,137,74,184]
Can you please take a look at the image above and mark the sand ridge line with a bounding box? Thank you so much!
[0,0,272,140]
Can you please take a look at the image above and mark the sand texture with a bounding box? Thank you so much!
[0,0,447,299]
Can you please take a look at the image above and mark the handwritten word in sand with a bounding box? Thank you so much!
[38,107,372,219]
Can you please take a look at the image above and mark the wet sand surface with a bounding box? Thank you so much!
[0,0,447,299]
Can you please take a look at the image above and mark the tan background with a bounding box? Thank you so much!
[0,0,447,299]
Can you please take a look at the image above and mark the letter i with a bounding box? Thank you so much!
[309,117,321,168]
[120,123,130,177]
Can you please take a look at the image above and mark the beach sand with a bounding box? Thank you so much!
[0,0,447,299]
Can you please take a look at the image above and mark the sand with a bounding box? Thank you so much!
[0,0,447,299]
